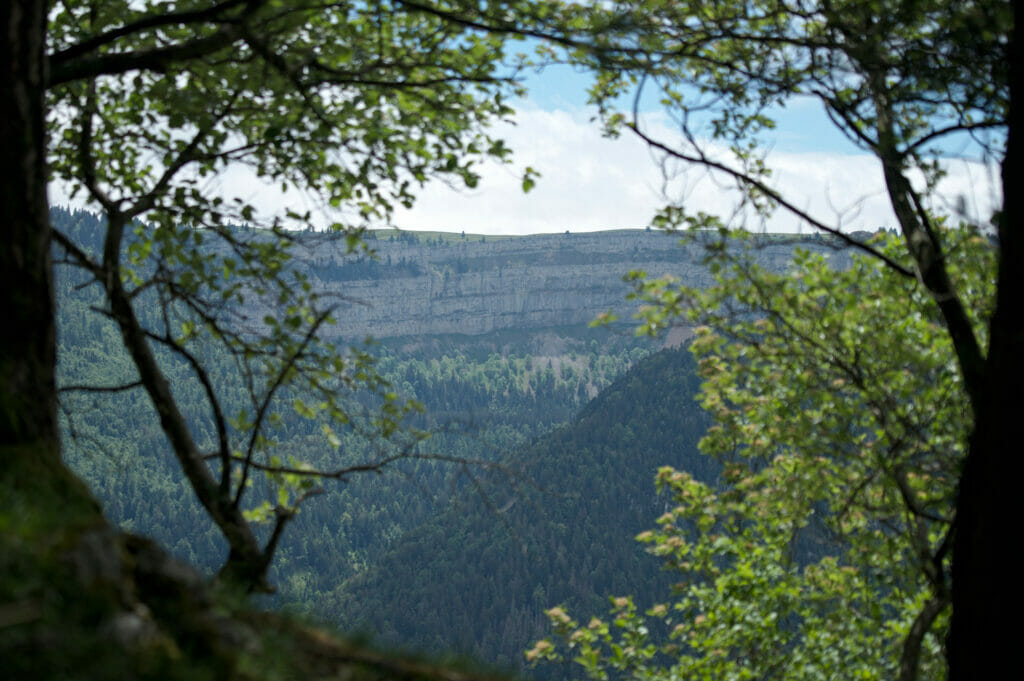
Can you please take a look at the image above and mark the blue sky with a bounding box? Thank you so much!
[520,63,862,155]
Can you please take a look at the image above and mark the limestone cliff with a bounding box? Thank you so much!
[286,231,847,342]
[289,230,846,340]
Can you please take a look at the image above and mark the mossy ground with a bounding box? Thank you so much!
[1,446,510,681]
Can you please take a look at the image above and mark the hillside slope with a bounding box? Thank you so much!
[325,346,715,672]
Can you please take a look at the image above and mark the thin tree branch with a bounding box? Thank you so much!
[100,211,267,589]
[58,381,143,394]
[260,488,324,570]
[898,594,948,681]
[871,76,986,412]
[233,307,337,507]
[50,22,246,86]
[904,120,1004,156]
[51,228,104,277]
[78,78,118,213]
[124,91,242,221]
[144,328,233,497]
[624,121,916,277]
[208,450,521,484]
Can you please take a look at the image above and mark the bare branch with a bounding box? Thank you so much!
[260,488,324,569]
[233,306,337,507]
[872,90,986,411]
[99,211,267,588]
[624,121,917,277]
[78,78,118,214]
[904,120,1004,156]
[898,595,949,681]
[51,228,104,278]
[58,381,143,394]
[50,21,246,86]
[124,90,243,221]
[893,468,952,526]
[143,329,233,497]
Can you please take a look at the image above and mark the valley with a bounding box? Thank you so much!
[53,207,849,675]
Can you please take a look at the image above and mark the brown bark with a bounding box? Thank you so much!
[948,6,1021,679]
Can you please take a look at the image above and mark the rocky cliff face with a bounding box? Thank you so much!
[289,230,846,340]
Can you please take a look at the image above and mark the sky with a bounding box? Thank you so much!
[386,65,999,235]
[52,63,1002,237]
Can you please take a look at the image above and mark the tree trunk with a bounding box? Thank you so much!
[1,0,57,450]
[948,6,1020,679]
[1,0,102,520]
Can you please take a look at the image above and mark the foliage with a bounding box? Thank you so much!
[44,0,560,591]
[534,229,995,681]
[15,0,1013,674]
[571,0,1007,234]
[519,0,1011,677]
[559,0,1008,447]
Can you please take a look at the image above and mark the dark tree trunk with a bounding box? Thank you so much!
[1,0,101,518]
[1,0,57,450]
[949,7,1020,679]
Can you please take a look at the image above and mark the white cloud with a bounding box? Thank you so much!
[392,106,1002,235]
[392,108,669,234]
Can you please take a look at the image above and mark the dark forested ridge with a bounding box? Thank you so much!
[327,347,713,673]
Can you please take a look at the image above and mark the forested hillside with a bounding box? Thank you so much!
[52,207,669,616]
[326,347,713,673]
[51,207,718,674]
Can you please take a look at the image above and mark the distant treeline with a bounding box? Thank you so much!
[311,256,424,281]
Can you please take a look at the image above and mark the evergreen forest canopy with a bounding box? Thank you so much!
[0,1,1016,680]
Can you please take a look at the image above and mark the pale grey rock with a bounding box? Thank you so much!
[277,230,849,340]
